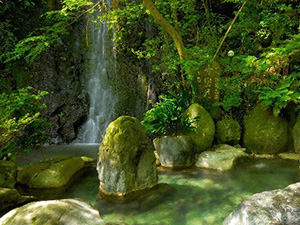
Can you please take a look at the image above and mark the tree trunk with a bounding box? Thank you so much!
[143,0,188,60]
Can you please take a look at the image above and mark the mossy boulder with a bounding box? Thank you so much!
[243,104,288,154]
[208,106,222,121]
[97,116,157,196]
[293,115,300,153]
[0,160,17,188]
[216,119,241,145]
[185,103,215,153]
[17,156,94,188]
[195,144,248,170]
[154,135,194,167]
[0,188,34,212]
[0,199,105,225]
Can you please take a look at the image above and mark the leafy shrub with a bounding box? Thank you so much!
[0,87,50,159]
[142,90,195,136]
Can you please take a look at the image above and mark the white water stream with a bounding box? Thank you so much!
[78,1,117,144]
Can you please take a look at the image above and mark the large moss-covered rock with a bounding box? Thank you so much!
[97,116,157,196]
[216,119,241,145]
[0,160,17,188]
[0,199,105,225]
[17,156,94,188]
[0,188,34,212]
[185,103,215,153]
[154,135,194,167]
[223,182,300,225]
[243,104,288,154]
[293,115,300,153]
[195,144,248,170]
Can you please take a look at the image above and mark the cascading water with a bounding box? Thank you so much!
[78,1,118,144]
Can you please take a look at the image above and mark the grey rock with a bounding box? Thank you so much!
[196,144,248,170]
[0,199,105,225]
[154,135,194,167]
[223,182,300,225]
[97,116,157,196]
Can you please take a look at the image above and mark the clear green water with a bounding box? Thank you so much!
[17,145,300,225]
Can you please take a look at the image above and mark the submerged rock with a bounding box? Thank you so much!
[154,135,194,167]
[185,103,215,153]
[17,156,94,188]
[216,119,241,145]
[243,104,288,154]
[195,144,248,170]
[97,116,157,196]
[0,199,105,225]
[0,188,34,212]
[223,182,300,225]
[0,160,17,188]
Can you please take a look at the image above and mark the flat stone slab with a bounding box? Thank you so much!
[0,199,105,225]
[195,144,248,170]
[223,182,300,225]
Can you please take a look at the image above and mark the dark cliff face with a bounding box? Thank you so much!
[30,25,89,144]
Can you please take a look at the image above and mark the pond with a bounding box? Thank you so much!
[16,145,300,225]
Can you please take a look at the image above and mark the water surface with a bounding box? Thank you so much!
[17,145,300,225]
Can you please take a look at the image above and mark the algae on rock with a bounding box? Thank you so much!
[243,104,288,154]
[17,156,94,188]
[185,103,215,153]
[97,116,157,196]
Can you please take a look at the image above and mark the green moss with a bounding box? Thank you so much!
[216,119,241,145]
[185,103,215,153]
[243,104,288,154]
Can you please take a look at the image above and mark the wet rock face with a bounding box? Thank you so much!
[223,182,300,225]
[0,160,17,188]
[97,116,158,196]
[154,135,195,167]
[185,103,215,153]
[243,104,288,154]
[30,26,89,144]
[0,199,105,225]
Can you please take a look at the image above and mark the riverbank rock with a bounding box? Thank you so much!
[293,115,300,153]
[216,119,241,145]
[0,188,34,212]
[0,199,105,225]
[154,135,194,167]
[243,104,288,154]
[195,144,248,170]
[223,182,300,225]
[0,160,17,188]
[97,116,157,196]
[17,156,95,188]
[185,103,215,153]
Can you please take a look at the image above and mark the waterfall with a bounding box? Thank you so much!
[78,1,117,144]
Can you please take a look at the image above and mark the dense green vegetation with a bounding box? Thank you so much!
[0,0,299,143]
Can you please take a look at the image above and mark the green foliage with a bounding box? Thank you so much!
[142,90,195,136]
[0,87,50,159]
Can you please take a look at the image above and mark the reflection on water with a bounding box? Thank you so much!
[17,146,300,225]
